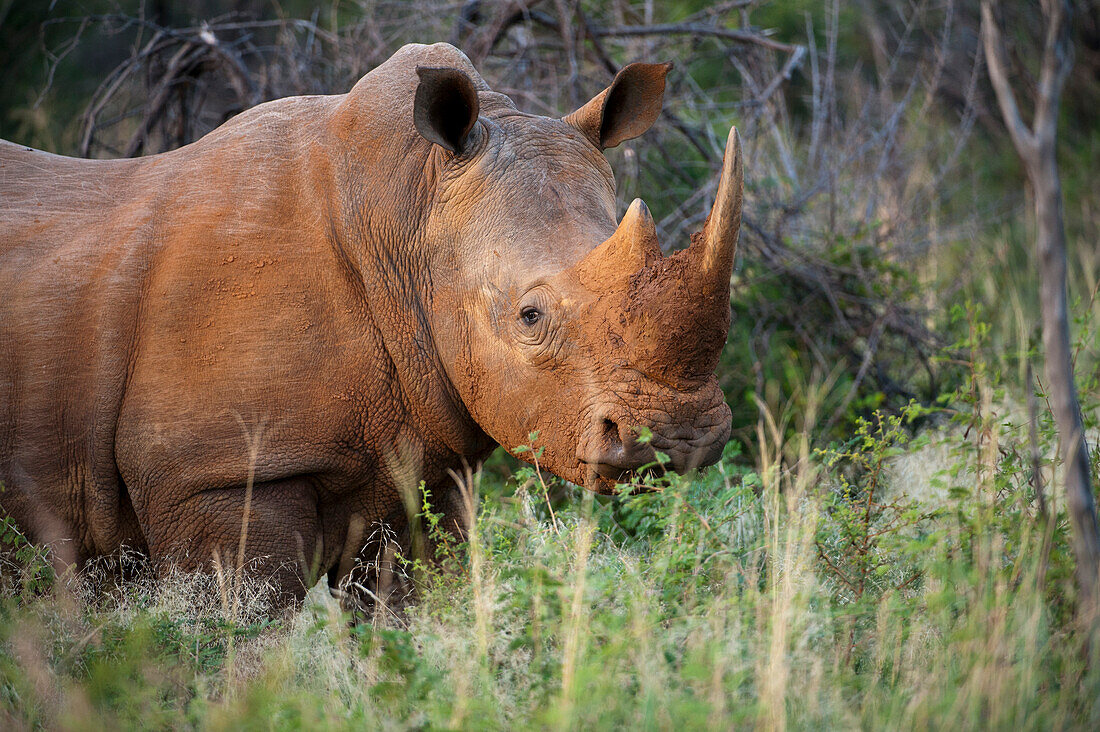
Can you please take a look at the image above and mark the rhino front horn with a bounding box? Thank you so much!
[693,126,743,295]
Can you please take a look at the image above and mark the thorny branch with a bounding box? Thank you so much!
[43,0,953,435]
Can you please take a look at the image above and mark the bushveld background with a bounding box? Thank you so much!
[2,0,1100,729]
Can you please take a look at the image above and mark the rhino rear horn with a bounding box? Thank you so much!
[691,126,743,296]
[574,199,662,284]
[414,66,480,154]
[564,62,672,150]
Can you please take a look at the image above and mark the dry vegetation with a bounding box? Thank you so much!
[3,0,1100,728]
[4,380,1099,728]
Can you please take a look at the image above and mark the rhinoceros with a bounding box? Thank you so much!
[0,43,742,605]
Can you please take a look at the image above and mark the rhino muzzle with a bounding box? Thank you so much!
[577,385,732,490]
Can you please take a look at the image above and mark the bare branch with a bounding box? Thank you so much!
[751,45,807,114]
[980,1,1038,160]
[464,0,546,65]
[587,22,802,55]
[1033,0,1074,145]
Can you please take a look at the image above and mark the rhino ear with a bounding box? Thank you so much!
[563,62,672,150]
[414,66,480,154]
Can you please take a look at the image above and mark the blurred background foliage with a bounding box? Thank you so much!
[0,0,1098,449]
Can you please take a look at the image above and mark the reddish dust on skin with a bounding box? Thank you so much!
[624,245,732,382]
[564,245,735,495]
[571,211,733,386]
[0,42,742,607]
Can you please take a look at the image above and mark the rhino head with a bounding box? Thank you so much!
[412,59,741,493]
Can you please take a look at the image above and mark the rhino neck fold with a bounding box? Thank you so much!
[324,54,500,461]
[327,142,491,461]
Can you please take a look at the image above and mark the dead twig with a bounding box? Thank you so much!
[587,21,801,54]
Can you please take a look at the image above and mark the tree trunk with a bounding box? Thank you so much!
[982,0,1100,622]
[1034,141,1100,614]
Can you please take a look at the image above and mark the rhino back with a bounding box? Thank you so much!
[0,44,497,571]
[0,142,162,556]
[0,94,380,558]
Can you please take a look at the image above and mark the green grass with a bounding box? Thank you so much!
[4,349,1100,729]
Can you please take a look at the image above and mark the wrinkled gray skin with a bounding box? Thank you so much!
[0,43,737,606]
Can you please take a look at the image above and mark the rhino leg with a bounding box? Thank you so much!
[135,476,325,610]
[327,482,473,620]
[428,482,473,549]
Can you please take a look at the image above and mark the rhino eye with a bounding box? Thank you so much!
[520,307,541,326]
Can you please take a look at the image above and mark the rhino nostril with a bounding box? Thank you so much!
[589,415,657,472]
[588,416,629,467]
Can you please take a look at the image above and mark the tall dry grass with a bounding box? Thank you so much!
[5,335,1099,729]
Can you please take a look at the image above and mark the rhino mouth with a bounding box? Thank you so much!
[583,463,652,495]
[580,445,723,495]
[582,460,665,495]
[577,399,731,495]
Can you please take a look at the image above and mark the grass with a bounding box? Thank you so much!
[3,341,1100,729]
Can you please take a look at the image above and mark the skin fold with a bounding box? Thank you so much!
[0,42,742,607]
